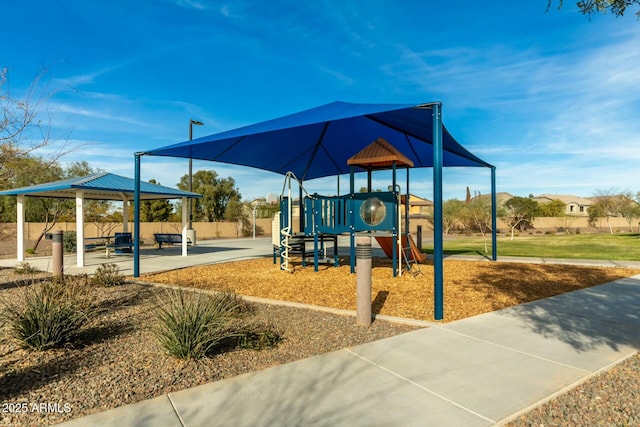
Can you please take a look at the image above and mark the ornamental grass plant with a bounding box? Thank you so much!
[153,289,244,360]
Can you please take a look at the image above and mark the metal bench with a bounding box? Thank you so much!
[153,233,191,249]
[83,234,134,257]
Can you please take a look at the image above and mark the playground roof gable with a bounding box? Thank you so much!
[0,172,201,201]
[348,137,414,169]
[142,101,493,181]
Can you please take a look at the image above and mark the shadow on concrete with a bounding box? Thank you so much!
[504,277,640,352]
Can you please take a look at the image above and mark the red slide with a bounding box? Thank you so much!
[374,235,427,263]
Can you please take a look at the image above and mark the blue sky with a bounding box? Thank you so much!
[3,1,640,202]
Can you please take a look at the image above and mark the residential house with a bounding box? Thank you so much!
[532,194,593,216]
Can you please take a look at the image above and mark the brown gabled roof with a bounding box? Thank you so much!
[347,137,414,169]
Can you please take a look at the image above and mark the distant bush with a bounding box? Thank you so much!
[63,231,77,252]
[90,263,125,287]
[153,289,242,360]
[14,262,39,275]
[0,278,91,350]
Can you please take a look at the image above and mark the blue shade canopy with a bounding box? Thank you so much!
[0,172,201,200]
[143,101,492,180]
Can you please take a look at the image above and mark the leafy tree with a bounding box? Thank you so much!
[590,189,624,234]
[616,191,640,232]
[253,201,280,219]
[463,192,493,253]
[65,161,114,228]
[503,196,540,239]
[141,179,174,222]
[2,157,71,251]
[224,196,250,237]
[587,203,606,229]
[547,0,640,18]
[538,199,567,217]
[442,199,466,235]
[177,170,242,222]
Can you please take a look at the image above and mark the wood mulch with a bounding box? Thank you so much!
[141,256,640,322]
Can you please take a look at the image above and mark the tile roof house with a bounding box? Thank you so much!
[532,194,594,216]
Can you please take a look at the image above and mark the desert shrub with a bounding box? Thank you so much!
[153,289,242,360]
[236,323,282,350]
[0,278,91,350]
[90,263,125,287]
[14,262,39,275]
[63,231,77,252]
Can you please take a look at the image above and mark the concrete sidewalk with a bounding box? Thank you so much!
[58,273,640,427]
[0,238,275,276]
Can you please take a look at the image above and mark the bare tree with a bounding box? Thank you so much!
[0,68,70,190]
[591,188,623,235]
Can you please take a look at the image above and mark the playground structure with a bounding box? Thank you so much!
[273,138,426,277]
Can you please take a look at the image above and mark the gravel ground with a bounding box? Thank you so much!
[505,353,640,426]
[0,261,639,427]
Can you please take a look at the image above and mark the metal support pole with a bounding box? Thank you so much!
[491,167,498,261]
[392,160,398,277]
[350,166,356,274]
[432,102,444,321]
[188,119,202,243]
[51,230,63,278]
[134,153,141,278]
[356,236,372,327]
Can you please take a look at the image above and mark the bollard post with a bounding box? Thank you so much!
[356,236,372,327]
[51,230,64,278]
[417,225,423,251]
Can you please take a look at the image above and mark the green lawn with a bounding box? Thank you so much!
[423,233,640,261]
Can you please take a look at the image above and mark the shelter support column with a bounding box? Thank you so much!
[432,102,444,321]
[181,197,188,256]
[134,153,141,277]
[349,166,356,274]
[17,195,25,262]
[122,197,129,233]
[76,190,85,268]
[491,167,497,261]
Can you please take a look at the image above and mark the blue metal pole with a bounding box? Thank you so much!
[491,166,497,261]
[432,103,444,320]
[392,160,397,277]
[133,153,141,278]
[350,166,356,273]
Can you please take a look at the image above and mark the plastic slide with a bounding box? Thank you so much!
[374,235,427,263]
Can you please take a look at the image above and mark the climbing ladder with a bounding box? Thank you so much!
[279,172,308,272]
[401,235,422,278]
